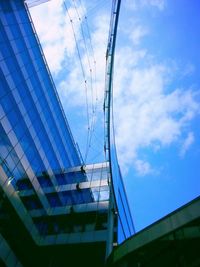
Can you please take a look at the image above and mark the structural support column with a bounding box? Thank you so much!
[104,0,121,258]
[106,186,115,259]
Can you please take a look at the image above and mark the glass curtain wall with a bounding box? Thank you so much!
[104,0,135,244]
[0,0,111,247]
[0,0,82,194]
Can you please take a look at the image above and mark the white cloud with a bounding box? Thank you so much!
[180,132,194,157]
[142,0,166,10]
[134,159,153,176]
[125,0,166,11]
[30,0,85,73]
[57,12,110,108]
[30,0,109,105]
[130,25,149,45]
[113,54,200,174]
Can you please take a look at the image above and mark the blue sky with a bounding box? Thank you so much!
[30,0,200,231]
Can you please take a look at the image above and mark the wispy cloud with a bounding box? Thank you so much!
[134,159,153,176]
[57,13,110,107]
[180,132,194,157]
[113,47,200,174]
[30,0,85,73]
[130,25,149,45]
[125,0,166,11]
[142,0,166,10]
[31,0,110,107]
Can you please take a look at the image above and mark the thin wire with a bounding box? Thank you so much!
[80,4,100,162]
[70,0,104,163]
[71,0,96,162]
[63,0,108,165]
[63,0,91,163]
[77,0,101,163]
[84,1,111,19]
[79,0,98,103]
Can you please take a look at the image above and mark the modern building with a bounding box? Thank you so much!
[0,0,134,266]
[108,196,200,267]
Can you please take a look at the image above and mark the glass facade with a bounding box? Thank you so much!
[0,0,81,188]
[0,1,133,264]
[110,111,135,242]
[19,163,110,243]
[0,0,111,247]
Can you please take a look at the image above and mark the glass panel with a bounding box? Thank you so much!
[46,193,62,208]
[21,195,43,210]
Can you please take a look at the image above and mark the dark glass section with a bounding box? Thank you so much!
[55,171,86,185]
[37,173,53,188]
[21,195,43,210]
[59,189,94,206]
[55,173,67,185]
[33,210,108,235]
[60,191,72,206]
[46,193,62,208]
[16,178,33,190]
[71,189,88,205]
[34,220,49,236]
[95,210,108,231]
